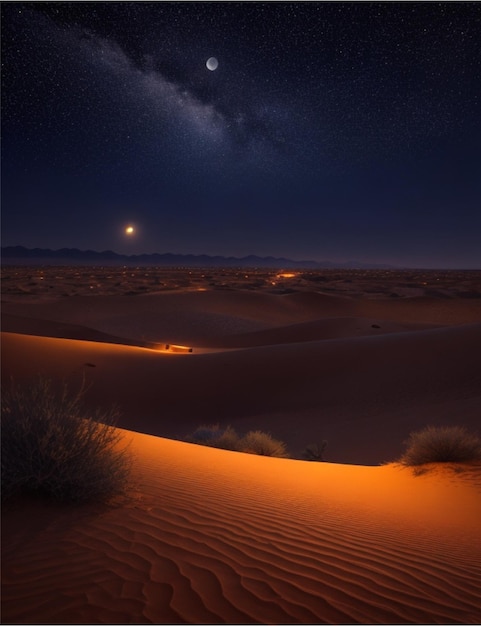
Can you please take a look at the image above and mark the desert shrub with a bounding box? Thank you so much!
[187,424,241,451]
[239,430,289,458]
[187,425,289,457]
[303,441,328,462]
[1,377,131,503]
[214,426,242,451]
[188,424,222,443]
[399,426,481,466]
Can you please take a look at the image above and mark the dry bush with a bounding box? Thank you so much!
[214,426,242,451]
[303,440,328,462]
[399,426,481,466]
[1,378,131,503]
[239,430,289,458]
[187,425,289,457]
[187,424,240,451]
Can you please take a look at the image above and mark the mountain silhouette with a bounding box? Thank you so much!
[1,246,395,269]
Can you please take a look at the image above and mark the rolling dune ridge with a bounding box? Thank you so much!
[2,319,480,463]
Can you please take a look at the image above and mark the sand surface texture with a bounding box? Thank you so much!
[2,433,481,624]
[2,266,481,623]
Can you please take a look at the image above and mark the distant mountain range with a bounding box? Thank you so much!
[1,246,396,270]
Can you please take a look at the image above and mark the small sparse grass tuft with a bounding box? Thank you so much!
[1,377,131,503]
[399,425,481,466]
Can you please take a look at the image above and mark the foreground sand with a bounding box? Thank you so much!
[2,267,481,623]
[2,432,481,624]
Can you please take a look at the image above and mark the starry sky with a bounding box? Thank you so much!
[2,2,481,268]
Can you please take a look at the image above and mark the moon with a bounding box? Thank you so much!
[206,57,219,71]
[125,225,135,235]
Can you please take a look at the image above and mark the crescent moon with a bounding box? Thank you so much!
[206,57,219,71]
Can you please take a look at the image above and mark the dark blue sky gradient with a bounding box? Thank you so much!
[2,2,481,267]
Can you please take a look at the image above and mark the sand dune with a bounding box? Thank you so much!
[2,270,481,623]
[3,288,480,347]
[1,312,151,348]
[2,319,481,463]
[198,316,439,348]
[1,309,439,349]
[2,433,481,624]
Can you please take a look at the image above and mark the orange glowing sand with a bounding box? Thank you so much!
[2,431,481,624]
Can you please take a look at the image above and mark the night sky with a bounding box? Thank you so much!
[2,2,481,268]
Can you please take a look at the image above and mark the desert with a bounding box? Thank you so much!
[3,1,481,623]
[2,265,481,624]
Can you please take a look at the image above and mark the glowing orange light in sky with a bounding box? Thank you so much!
[125,225,135,235]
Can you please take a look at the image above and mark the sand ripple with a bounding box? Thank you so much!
[3,436,481,624]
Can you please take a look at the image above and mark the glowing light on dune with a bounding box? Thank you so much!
[154,343,193,353]
[277,272,296,279]
[169,344,193,353]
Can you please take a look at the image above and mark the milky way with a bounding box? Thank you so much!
[2,3,480,267]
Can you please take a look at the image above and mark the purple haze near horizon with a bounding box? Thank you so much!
[1,3,481,269]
